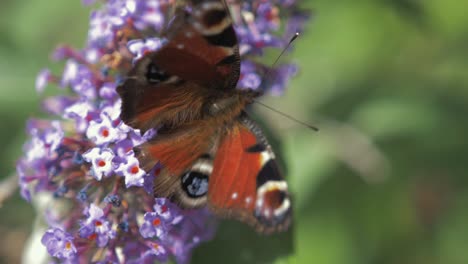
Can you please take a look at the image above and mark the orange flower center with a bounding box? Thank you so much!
[101,129,110,137]
[98,160,106,167]
[130,166,139,174]
[152,218,161,226]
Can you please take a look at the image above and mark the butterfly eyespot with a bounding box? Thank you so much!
[202,9,227,27]
[254,181,291,227]
[181,171,209,198]
[146,63,170,84]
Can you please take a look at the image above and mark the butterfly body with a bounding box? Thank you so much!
[117,0,292,233]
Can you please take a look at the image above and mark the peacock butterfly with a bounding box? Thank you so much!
[117,0,291,233]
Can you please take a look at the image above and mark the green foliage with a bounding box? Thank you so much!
[2,0,468,263]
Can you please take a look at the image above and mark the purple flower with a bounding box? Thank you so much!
[82,147,115,180]
[127,38,165,61]
[23,120,63,165]
[239,60,262,90]
[269,63,299,95]
[142,165,160,195]
[139,198,182,239]
[130,0,166,31]
[126,241,169,264]
[114,138,134,157]
[79,204,116,247]
[72,78,97,99]
[24,131,47,162]
[36,69,53,93]
[101,99,122,122]
[86,112,121,145]
[17,0,309,263]
[142,241,169,262]
[41,228,77,260]
[140,212,170,239]
[99,82,118,99]
[239,72,262,90]
[61,60,81,87]
[154,197,181,223]
[85,47,101,63]
[63,99,96,132]
[116,153,146,187]
[44,121,64,152]
[88,11,115,45]
[16,161,31,201]
[42,96,75,115]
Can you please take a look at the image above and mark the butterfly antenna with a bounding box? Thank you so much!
[261,32,300,82]
[253,99,319,131]
[253,32,318,132]
[273,32,299,69]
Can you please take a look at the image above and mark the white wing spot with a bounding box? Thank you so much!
[176,44,184,49]
[245,197,252,204]
[256,199,263,208]
[260,150,273,167]
[231,192,238,200]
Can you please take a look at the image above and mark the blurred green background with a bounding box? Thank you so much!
[1,0,468,263]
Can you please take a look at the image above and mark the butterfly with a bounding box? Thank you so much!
[117,0,291,233]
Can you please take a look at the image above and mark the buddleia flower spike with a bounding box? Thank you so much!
[17,0,309,262]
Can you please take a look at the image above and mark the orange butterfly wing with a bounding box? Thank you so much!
[208,117,291,233]
[117,2,239,133]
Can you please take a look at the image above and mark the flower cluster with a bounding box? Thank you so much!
[17,0,308,263]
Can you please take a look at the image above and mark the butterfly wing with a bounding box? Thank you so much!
[208,114,292,233]
[138,121,221,209]
[136,121,218,174]
[117,0,240,133]
[153,0,240,90]
[142,114,291,233]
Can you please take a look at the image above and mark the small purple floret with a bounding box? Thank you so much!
[116,153,146,187]
[41,228,77,260]
[36,69,52,93]
[82,147,115,180]
[79,204,116,247]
